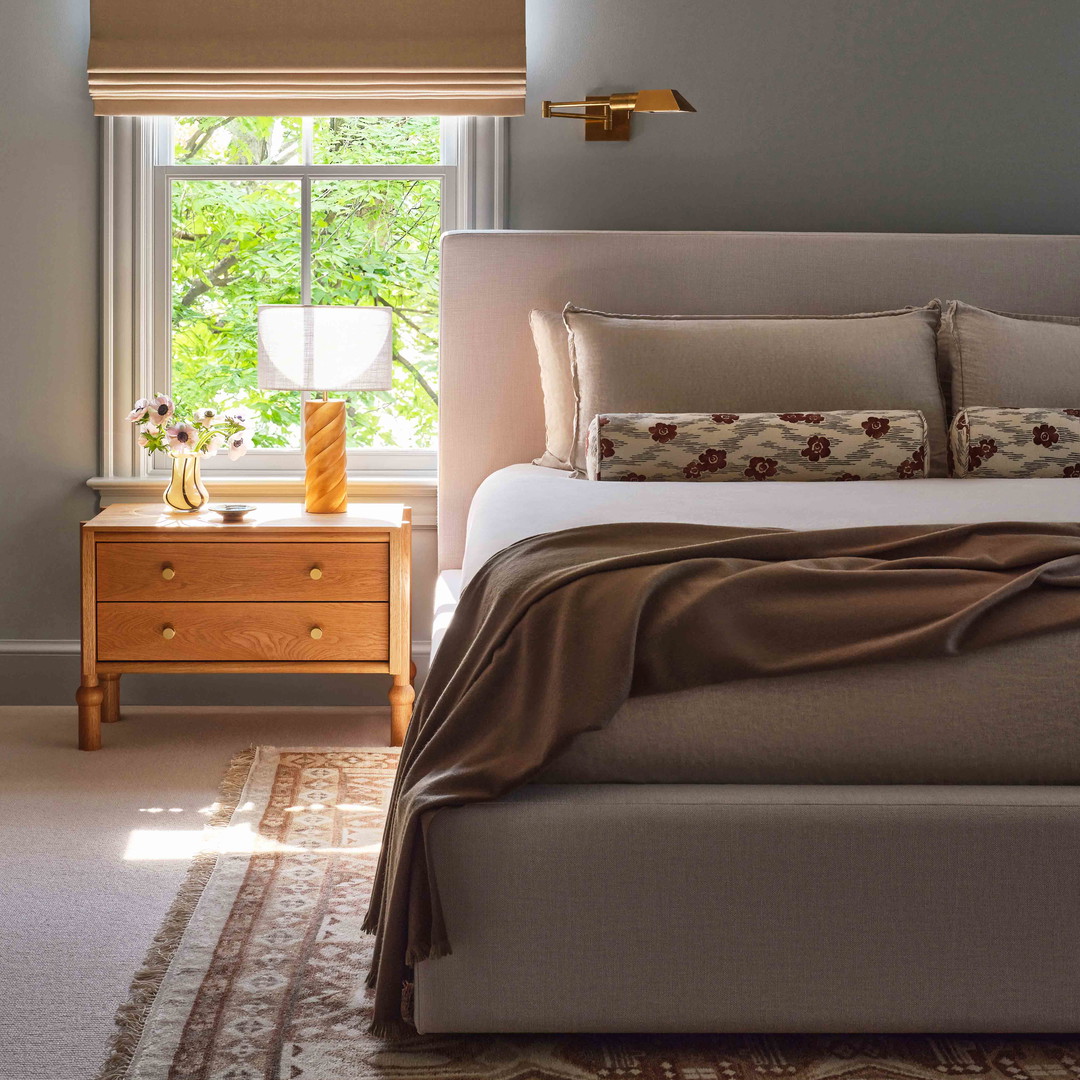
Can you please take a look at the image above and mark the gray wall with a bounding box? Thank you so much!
[0,0,99,695]
[4,0,1080,704]
[512,0,1080,232]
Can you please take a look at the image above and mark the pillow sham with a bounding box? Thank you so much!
[564,302,946,476]
[939,302,1080,414]
[587,410,929,482]
[529,309,575,470]
[949,407,1080,479]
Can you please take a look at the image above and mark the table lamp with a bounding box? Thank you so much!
[257,304,393,514]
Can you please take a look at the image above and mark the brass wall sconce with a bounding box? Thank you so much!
[541,88,696,141]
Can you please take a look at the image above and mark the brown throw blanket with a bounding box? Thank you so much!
[364,520,1080,1033]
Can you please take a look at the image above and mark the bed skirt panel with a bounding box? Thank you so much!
[414,784,1080,1033]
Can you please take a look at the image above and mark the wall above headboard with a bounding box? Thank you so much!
[513,0,1080,234]
[439,228,1080,569]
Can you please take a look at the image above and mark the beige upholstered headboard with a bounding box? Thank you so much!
[439,229,1080,569]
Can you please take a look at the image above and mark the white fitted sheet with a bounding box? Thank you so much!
[440,465,1080,784]
[461,464,1080,585]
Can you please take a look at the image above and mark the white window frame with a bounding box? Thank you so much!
[94,115,506,496]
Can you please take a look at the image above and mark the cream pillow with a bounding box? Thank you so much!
[529,309,574,470]
[563,302,947,476]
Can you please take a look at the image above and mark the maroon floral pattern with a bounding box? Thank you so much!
[697,448,727,472]
[1064,464,1080,478]
[800,435,832,462]
[745,457,779,481]
[896,447,926,479]
[586,410,928,483]
[950,408,1080,478]
[778,413,825,424]
[967,438,998,472]
[1033,424,1060,448]
[861,416,891,439]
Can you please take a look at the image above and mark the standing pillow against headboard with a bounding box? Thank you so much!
[563,302,946,476]
[939,301,1080,414]
[529,309,575,470]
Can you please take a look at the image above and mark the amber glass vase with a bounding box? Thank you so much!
[163,453,209,512]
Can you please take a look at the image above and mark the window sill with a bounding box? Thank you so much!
[88,472,438,509]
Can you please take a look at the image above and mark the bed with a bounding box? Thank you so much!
[411,230,1080,1033]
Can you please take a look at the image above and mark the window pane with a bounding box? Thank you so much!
[311,178,441,449]
[312,117,441,165]
[171,180,302,448]
[172,117,303,165]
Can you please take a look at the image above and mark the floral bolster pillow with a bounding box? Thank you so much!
[949,408,1080,478]
[586,410,929,482]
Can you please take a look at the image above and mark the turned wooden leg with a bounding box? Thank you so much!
[76,681,104,751]
[389,673,415,748]
[101,674,121,724]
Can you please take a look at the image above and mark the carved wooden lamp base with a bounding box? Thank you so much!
[304,398,348,514]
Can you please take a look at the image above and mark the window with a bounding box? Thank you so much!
[98,115,506,487]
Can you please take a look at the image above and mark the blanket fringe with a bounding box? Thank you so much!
[366,1018,419,1041]
[93,747,259,1080]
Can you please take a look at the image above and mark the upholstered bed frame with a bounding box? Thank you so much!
[417,231,1080,1033]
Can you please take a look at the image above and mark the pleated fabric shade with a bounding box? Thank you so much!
[88,0,526,116]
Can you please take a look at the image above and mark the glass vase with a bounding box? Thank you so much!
[163,453,209,512]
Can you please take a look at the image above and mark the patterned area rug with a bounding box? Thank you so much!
[100,747,1080,1080]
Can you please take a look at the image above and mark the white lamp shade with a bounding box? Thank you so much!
[257,305,394,392]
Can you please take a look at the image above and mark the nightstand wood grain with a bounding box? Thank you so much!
[77,503,412,750]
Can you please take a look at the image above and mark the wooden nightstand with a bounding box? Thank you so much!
[77,503,413,751]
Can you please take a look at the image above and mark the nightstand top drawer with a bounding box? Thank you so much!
[97,602,389,663]
[97,542,389,602]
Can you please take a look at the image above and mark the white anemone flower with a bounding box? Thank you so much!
[137,432,152,448]
[165,421,198,453]
[226,433,249,461]
[148,395,175,427]
[127,398,152,424]
[194,407,218,427]
[223,409,248,428]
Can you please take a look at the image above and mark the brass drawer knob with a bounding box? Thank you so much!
[309,626,324,640]
[161,625,176,640]
[309,567,323,580]
[161,565,176,581]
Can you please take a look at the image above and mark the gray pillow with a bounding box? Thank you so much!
[940,301,1080,413]
[564,302,947,476]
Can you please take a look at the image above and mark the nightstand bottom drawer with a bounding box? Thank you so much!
[97,602,389,662]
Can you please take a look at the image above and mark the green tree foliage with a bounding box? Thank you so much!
[170,116,442,450]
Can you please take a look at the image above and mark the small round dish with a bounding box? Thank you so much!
[208,503,257,524]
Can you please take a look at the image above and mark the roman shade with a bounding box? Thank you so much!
[87,0,526,116]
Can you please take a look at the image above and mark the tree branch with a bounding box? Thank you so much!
[393,350,438,406]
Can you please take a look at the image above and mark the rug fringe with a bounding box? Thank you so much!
[93,746,259,1080]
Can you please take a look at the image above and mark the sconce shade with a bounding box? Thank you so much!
[631,88,696,113]
[257,305,393,392]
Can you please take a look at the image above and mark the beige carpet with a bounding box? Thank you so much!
[96,745,1080,1080]
[0,706,388,1080]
